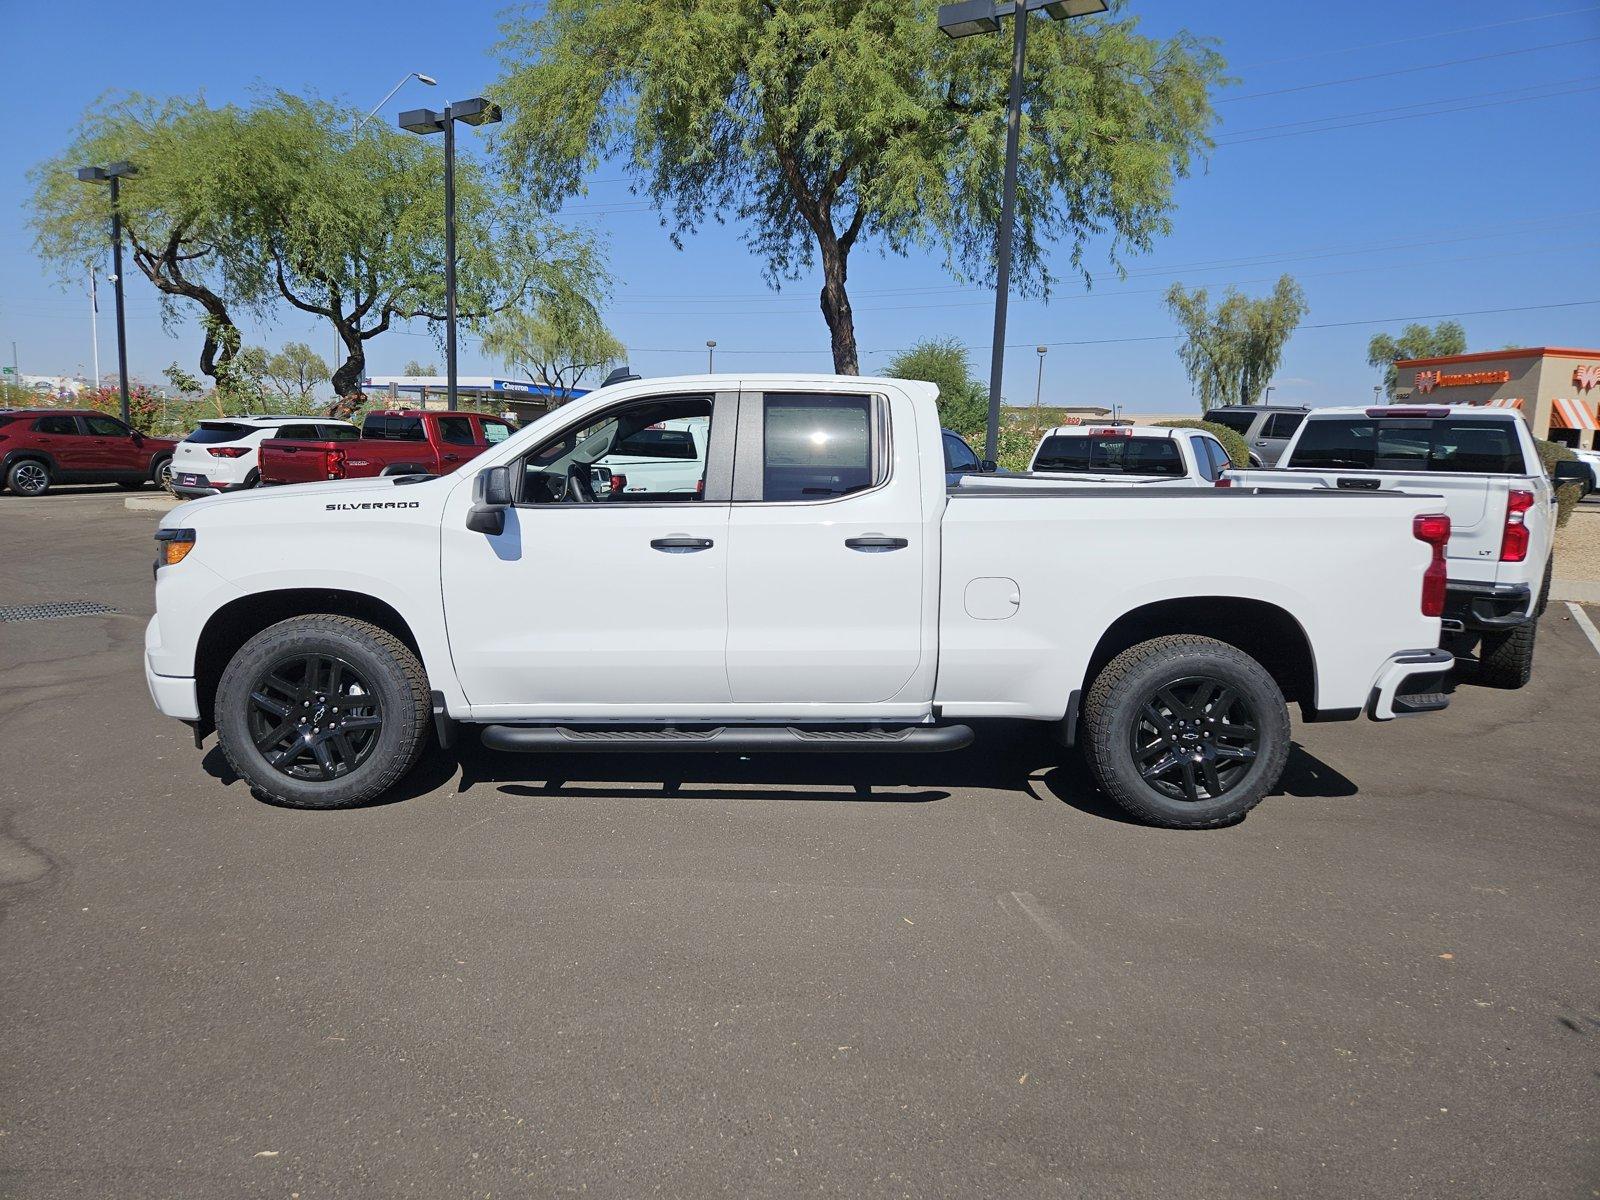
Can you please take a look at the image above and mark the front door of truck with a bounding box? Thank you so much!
[440,390,736,717]
[723,389,928,706]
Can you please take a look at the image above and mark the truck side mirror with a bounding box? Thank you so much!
[1552,459,1592,498]
[467,465,513,535]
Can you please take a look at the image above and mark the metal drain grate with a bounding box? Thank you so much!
[0,601,119,623]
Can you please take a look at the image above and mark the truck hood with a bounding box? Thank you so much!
[160,475,449,527]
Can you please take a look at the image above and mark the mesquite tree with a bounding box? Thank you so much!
[1166,275,1308,409]
[495,0,1225,374]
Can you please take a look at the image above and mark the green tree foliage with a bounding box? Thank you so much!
[483,295,627,400]
[1162,417,1250,467]
[403,360,440,376]
[1366,320,1468,398]
[29,96,266,386]
[495,0,1226,373]
[1165,275,1308,410]
[240,342,329,409]
[884,337,989,435]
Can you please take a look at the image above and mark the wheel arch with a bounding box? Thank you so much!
[3,448,58,473]
[1080,595,1317,720]
[193,589,424,729]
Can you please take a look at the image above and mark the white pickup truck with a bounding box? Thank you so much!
[1027,423,1234,487]
[145,375,1456,829]
[1228,405,1577,688]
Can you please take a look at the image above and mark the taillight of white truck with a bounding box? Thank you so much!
[1413,513,1450,617]
[1499,489,1534,562]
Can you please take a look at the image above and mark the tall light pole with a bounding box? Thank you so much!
[706,340,717,372]
[76,161,138,424]
[1033,344,1048,409]
[1264,385,1276,404]
[400,98,502,412]
[939,0,1107,461]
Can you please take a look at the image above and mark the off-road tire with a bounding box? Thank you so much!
[1082,635,1291,830]
[216,615,431,809]
[6,459,51,496]
[1535,555,1553,618]
[1477,620,1536,690]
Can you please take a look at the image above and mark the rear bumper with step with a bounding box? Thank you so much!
[480,724,975,754]
[1366,648,1454,720]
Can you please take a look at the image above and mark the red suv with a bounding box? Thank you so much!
[0,409,177,497]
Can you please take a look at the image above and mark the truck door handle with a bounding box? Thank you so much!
[443,453,460,462]
[650,536,714,553]
[1336,477,1381,490]
[845,536,909,552]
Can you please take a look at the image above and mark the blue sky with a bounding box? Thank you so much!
[3,0,1598,412]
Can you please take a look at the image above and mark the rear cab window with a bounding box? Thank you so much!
[1289,417,1528,474]
[362,415,426,441]
[1032,433,1185,477]
[185,422,253,444]
[759,394,879,501]
[436,416,477,446]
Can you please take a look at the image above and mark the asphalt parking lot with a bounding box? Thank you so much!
[2,488,1596,1199]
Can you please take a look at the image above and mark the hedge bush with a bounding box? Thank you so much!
[1533,437,1584,528]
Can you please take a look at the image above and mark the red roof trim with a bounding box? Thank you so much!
[1396,347,1600,368]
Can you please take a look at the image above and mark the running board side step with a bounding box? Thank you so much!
[479,724,975,754]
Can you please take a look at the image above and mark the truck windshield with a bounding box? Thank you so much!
[1033,435,1184,476]
[1290,418,1525,473]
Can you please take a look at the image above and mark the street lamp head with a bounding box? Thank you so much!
[938,0,1002,37]
[1037,345,1048,355]
[398,108,446,135]
[1038,0,1108,20]
[106,161,138,178]
[415,73,438,86]
[451,97,503,127]
[706,340,717,349]
[76,166,108,182]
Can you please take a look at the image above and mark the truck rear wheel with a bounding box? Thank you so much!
[1476,620,1536,690]
[215,615,431,809]
[1081,635,1291,830]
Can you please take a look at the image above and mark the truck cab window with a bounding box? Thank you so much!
[437,416,476,446]
[761,394,877,501]
[518,396,712,504]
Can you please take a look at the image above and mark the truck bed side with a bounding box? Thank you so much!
[934,486,1442,719]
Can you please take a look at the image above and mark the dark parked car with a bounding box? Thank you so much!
[942,428,1002,486]
[0,408,176,496]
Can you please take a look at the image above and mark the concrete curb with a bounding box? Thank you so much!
[1551,578,1600,605]
[123,494,182,513]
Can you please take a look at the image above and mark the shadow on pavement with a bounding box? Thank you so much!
[206,719,1363,821]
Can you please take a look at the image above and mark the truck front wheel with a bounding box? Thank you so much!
[215,615,431,809]
[1081,635,1291,829]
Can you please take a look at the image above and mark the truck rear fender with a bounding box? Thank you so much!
[1078,595,1318,723]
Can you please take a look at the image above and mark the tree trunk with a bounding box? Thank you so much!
[330,328,365,396]
[818,240,859,375]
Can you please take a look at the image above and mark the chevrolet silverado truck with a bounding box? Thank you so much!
[146,375,1456,829]
[258,409,515,485]
[1227,405,1589,689]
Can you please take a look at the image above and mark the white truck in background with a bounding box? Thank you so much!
[1027,423,1235,487]
[146,375,1456,829]
[1228,404,1583,688]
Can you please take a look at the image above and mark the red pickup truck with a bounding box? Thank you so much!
[258,410,515,485]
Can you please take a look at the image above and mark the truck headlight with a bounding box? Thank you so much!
[154,527,197,570]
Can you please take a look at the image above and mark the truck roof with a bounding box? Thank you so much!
[1303,405,1522,419]
[1040,424,1182,439]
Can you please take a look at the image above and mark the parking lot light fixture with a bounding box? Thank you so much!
[706,340,717,372]
[360,71,437,130]
[398,98,503,412]
[937,0,1108,462]
[75,161,138,424]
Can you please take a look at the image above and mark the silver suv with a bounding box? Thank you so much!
[1205,405,1310,467]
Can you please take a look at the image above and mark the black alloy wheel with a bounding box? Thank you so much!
[247,653,384,781]
[1130,676,1259,805]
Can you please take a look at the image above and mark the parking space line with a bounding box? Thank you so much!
[1566,602,1600,659]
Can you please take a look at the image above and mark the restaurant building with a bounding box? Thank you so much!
[1392,346,1600,450]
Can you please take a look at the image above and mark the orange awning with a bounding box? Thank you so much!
[1551,396,1599,431]
[1488,397,1524,409]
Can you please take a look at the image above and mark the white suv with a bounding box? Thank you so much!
[170,416,357,497]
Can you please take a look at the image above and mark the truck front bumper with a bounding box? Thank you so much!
[1367,648,1454,720]
[1442,580,1532,633]
[145,653,200,721]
